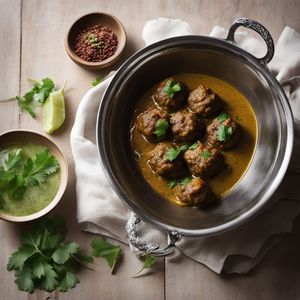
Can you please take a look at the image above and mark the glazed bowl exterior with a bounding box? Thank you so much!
[96,23,293,237]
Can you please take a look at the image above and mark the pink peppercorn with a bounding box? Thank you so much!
[73,24,118,62]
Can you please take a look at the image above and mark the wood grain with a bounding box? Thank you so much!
[1,0,300,299]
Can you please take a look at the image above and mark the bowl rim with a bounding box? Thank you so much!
[0,129,68,222]
[64,11,127,68]
[97,35,294,236]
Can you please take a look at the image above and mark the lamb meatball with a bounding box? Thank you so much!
[175,177,214,207]
[207,115,240,150]
[149,142,187,178]
[183,143,224,178]
[153,78,188,112]
[170,111,204,142]
[188,84,222,117]
[136,108,169,142]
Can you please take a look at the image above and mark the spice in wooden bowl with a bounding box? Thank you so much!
[65,12,126,69]
[74,24,118,62]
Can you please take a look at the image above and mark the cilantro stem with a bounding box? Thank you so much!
[71,255,95,271]
[62,81,67,92]
[0,97,16,102]
[29,236,49,260]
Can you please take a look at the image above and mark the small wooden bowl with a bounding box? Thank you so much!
[65,12,126,70]
[0,130,68,222]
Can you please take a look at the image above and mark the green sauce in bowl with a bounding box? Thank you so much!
[0,143,60,216]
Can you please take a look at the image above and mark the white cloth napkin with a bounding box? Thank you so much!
[70,18,300,274]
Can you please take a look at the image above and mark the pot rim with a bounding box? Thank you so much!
[97,34,294,237]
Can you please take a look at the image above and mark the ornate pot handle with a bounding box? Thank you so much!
[126,212,182,257]
[226,18,274,66]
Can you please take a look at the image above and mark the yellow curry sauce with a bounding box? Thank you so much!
[130,73,257,206]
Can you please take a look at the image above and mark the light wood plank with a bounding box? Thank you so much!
[0,0,20,131]
[0,1,25,300]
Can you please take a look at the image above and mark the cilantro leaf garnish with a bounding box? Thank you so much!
[7,216,93,293]
[0,148,60,201]
[166,144,189,162]
[217,113,229,122]
[163,79,181,98]
[16,78,55,118]
[23,149,60,186]
[201,150,212,160]
[189,142,199,150]
[91,77,102,87]
[179,177,192,186]
[133,254,157,278]
[167,176,192,189]
[217,124,233,142]
[91,238,121,274]
[154,119,169,138]
[167,179,177,189]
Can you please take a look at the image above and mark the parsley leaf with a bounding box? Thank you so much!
[163,79,181,98]
[217,124,233,142]
[133,254,157,277]
[16,78,55,118]
[217,113,229,122]
[166,144,189,162]
[7,245,37,271]
[7,216,93,293]
[154,119,169,138]
[39,262,59,292]
[91,77,103,87]
[91,238,121,273]
[51,242,80,265]
[15,265,35,293]
[59,272,80,292]
[201,150,212,160]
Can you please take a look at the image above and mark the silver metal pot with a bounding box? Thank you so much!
[96,18,294,256]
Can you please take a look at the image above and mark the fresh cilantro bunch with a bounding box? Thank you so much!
[0,148,59,200]
[16,78,55,118]
[7,216,93,293]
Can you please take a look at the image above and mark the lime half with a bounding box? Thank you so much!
[43,89,65,134]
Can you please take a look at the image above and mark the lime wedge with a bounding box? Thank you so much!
[43,89,65,134]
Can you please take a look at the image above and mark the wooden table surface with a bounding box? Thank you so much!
[1,0,300,299]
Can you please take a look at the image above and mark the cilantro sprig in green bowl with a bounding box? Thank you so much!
[0,130,68,222]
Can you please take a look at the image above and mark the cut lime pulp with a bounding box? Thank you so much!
[43,89,65,134]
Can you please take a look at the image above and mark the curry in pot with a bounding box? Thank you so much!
[130,74,257,208]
